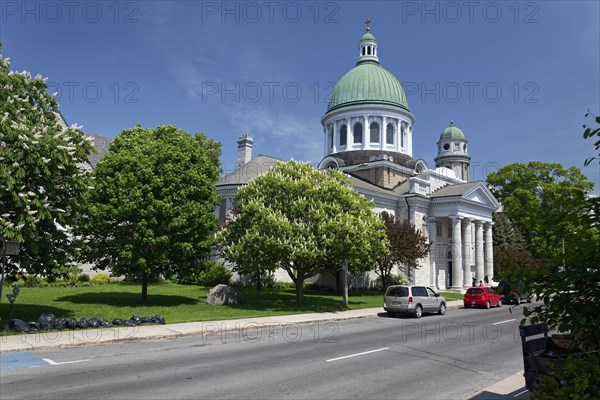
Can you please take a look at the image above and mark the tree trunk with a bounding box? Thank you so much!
[335,270,342,295]
[342,261,348,308]
[295,277,304,305]
[141,272,148,303]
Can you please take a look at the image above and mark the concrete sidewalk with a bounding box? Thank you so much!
[0,298,528,398]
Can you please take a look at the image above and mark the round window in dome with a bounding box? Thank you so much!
[443,143,450,151]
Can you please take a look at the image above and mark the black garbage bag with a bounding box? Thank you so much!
[78,317,89,328]
[123,319,137,327]
[100,319,112,327]
[152,315,166,325]
[112,318,123,326]
[9,319,30,332]
[67,318,78,329]
[88,317,100,328]
[28,322,40,331]
[55,318,67,330]
[39,313,56,330]
[130,315,141,324]
[140,317,152,324]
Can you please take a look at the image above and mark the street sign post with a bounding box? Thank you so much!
[1,237,21,322]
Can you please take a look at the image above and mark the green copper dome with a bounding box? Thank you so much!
[327,61,409,112]
[360,31,376,42]
[440,121,465,140]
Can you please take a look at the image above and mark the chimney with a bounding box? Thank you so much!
[236,133,254,168]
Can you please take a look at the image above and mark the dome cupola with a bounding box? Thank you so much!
[319,21,416,175]
[435,121,471,181]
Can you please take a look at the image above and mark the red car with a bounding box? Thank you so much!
[463,287,502,309]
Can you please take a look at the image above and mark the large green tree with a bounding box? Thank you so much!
[375,212,429,290]
[218,161,388,305]
[77,125,221,302]
[487,161,594,263]
[0,49,94,276]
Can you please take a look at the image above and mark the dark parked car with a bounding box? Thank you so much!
[497,280,530,305]
[463,286,502,309]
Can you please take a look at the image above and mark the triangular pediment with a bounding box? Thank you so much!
[463,184,500,209]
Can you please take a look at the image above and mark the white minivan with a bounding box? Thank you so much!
[383,285,447,318]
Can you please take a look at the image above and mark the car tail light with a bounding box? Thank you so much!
[408,296,413,303]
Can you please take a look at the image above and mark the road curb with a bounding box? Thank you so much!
[0,301,465,353]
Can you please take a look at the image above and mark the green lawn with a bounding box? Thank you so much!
[0,282,384,334]
[439,291,464,301]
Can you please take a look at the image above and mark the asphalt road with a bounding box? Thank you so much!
[1,304,530,399]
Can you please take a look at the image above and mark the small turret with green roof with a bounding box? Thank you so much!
[440,121,465,140]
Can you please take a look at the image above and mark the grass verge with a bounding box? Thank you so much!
[0,282,383,335]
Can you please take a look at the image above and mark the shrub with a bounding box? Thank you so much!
[372,273,410,291]
[272,281,296,290]
[531,353,600,399]
[199,262,232,287]
[91,273,111,285]
[78,273,90,283]
[22,275,45,287]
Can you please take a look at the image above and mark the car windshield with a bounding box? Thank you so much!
[386,287,408,297]
[466,288,483,294]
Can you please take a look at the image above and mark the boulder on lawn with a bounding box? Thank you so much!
[207,284,241,305]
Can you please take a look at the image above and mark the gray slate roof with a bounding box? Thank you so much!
[217,154,283,186]
[86,133,114,168]
[430,181,482,198]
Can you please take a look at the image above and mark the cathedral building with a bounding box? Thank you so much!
[217,25,500,290]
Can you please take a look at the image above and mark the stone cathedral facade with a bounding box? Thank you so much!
[217,25,500,290]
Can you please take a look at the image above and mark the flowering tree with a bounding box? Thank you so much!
[0,48,94,276]
[219,161,388,305]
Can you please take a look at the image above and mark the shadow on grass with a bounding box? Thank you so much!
[230,288,380,313]
[0,304,73,334]
[55,292,199,307]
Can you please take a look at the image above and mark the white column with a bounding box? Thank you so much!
[332,122,338,154]
[428,217,437,287]
[475,220,484,283]
[348,119,354,147]
[462,218,473,288]
[484,222,494,282]
[323,127,327,156]
[450,216,463,290]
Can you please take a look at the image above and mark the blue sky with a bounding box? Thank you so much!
[2,1,599,192]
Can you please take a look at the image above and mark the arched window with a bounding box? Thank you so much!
[401,125,405,147]
[367,46,371,55]
[386,123,394,145]
[353,123,363,144]
[362,47,366,56]
[339,125,347,146]
[370,122,380,143]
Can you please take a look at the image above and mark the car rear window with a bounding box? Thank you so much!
[386,287,408,297]
[466,288,483,294]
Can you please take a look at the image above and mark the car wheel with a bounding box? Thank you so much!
[464,304,471,308]
[498,300,502,307]
[486,301,491,309]
[438,303,446,315]
[414,305,423,318]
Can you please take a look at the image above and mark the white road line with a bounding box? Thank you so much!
[493,319,516,325]
[514,389,529,397]
[43,358,90,366]
[326,347,389,362]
